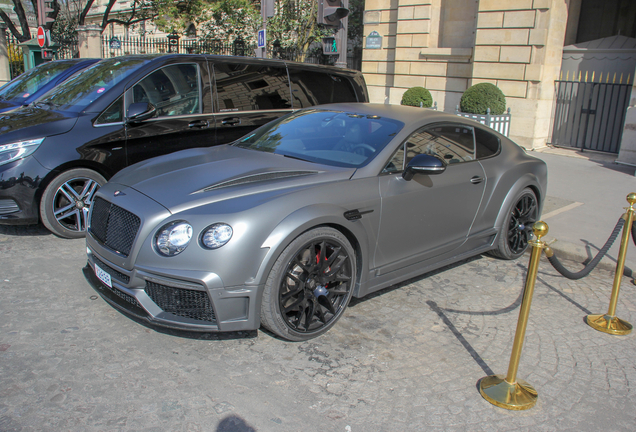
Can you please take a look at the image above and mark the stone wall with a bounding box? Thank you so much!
[361,0,571,149]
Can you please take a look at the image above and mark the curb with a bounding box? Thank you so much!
[546,238,634,277]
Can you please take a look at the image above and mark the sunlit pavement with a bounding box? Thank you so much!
[1,222,634,431]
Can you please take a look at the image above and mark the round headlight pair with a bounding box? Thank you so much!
[154,221,233,257]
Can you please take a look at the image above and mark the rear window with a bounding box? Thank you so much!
[288,69,358,108]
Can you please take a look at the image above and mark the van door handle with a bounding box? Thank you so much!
[470,176,484,184]
[188,120,209,129]
[222,117,241,126]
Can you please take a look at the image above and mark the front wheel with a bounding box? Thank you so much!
[260,227,356,341]
[489,188,538,260]
[40,168,106,239]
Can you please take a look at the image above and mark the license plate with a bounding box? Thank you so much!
[94,263,112,288]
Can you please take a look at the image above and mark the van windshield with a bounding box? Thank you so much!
[36,58,151,113]
[0,61,77,102]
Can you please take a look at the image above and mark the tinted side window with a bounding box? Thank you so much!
[95,96,123,124]
[213,63,291,112]
[132,64,200,117]
[474,127,500,159]
[288,69,358,108]
[382,124,475,173]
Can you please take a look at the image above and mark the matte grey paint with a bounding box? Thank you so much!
[84,103,547,333]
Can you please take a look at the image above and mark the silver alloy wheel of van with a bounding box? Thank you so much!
[40,168,106,239]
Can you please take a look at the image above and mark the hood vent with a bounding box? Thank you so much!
[198,170,318,193]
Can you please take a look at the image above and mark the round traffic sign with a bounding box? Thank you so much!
[37,26,46,48]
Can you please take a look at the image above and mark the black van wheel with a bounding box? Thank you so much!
[40,168,106,239]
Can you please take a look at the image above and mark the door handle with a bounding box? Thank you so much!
[188,120,209,129]
[222,117,241,126]
[470,176,484,184]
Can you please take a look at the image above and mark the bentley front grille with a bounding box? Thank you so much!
[90,197,140,257]
[145,281,216,323]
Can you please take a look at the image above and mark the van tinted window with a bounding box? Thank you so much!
[213,63,291,112]
[287,68,358,108]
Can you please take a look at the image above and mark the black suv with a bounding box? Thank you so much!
[0,54,368,238]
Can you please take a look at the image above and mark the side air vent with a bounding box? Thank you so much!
[198,171,318,193]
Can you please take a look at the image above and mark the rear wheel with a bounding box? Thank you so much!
[260,227,356,341]
[489,188,538,260]
[40,168,106,239]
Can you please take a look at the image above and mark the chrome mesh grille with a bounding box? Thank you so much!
[145,281,216,323]
[90,197,140,257]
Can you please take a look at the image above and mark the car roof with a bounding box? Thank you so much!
[307,103,471,127]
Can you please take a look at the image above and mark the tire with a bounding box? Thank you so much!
[40,168,106,239]
[489,188,538,260]
[260,227,356,341]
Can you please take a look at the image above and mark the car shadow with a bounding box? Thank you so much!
[0,223,51,237]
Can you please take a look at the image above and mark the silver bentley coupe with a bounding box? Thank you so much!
[83,103,547,341]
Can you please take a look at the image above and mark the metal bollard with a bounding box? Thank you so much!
[586,192,636,335]
[479,221,548,410]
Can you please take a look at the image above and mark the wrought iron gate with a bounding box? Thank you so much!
[549,79,632,154]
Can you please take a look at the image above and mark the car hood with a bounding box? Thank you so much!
[111,145,357,214]
[0,106,78,142]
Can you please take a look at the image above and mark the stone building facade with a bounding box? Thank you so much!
[361,0,572,149]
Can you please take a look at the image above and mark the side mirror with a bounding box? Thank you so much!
[127,102,156,124]
[402,154,446,181]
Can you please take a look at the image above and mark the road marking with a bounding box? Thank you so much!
[541,201,584,220]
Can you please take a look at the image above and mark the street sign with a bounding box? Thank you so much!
[366,31,382,49]
[257,29,266,48]
[109,36,121,50]
[36,26,46,48]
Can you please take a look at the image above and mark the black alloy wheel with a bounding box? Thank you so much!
[40,168,106,239]
[508,192,537,254]
[490,188,538,260]
[261,227,356,341]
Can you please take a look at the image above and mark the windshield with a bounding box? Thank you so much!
[234,109,403,168]
[0,61,78,102]
[36,58,152,112]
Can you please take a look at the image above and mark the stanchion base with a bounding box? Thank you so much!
[479,375,537,410]
[586,314,632,335]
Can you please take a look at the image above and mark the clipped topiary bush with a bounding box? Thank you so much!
[460,83,506,115]
[401,86,433,108]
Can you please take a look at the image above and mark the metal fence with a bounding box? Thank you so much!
[455,107,512,137]
[549,79,632,154]
[101,35,362,70]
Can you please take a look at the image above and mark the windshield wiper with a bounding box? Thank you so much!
[283,153,314,163]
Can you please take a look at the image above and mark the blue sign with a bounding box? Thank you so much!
[109,36,121,50]
[257,30,266,48]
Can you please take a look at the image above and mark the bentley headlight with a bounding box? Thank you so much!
[0,138,45,166]
[155,221,193,256]
[201,223,233,249]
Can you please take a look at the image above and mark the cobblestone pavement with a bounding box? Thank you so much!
[1,224,635,431]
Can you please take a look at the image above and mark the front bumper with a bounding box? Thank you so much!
[0,156,48,225]
[84,248,263,333]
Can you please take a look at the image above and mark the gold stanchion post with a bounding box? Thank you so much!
[479,221,548,410]
[586,192,636,335]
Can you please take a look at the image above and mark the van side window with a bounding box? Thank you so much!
[474,127,500,159]
[132,64,200,117]
[287,69,358,108]
[213,63,291,112]
[95,96,123,124]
